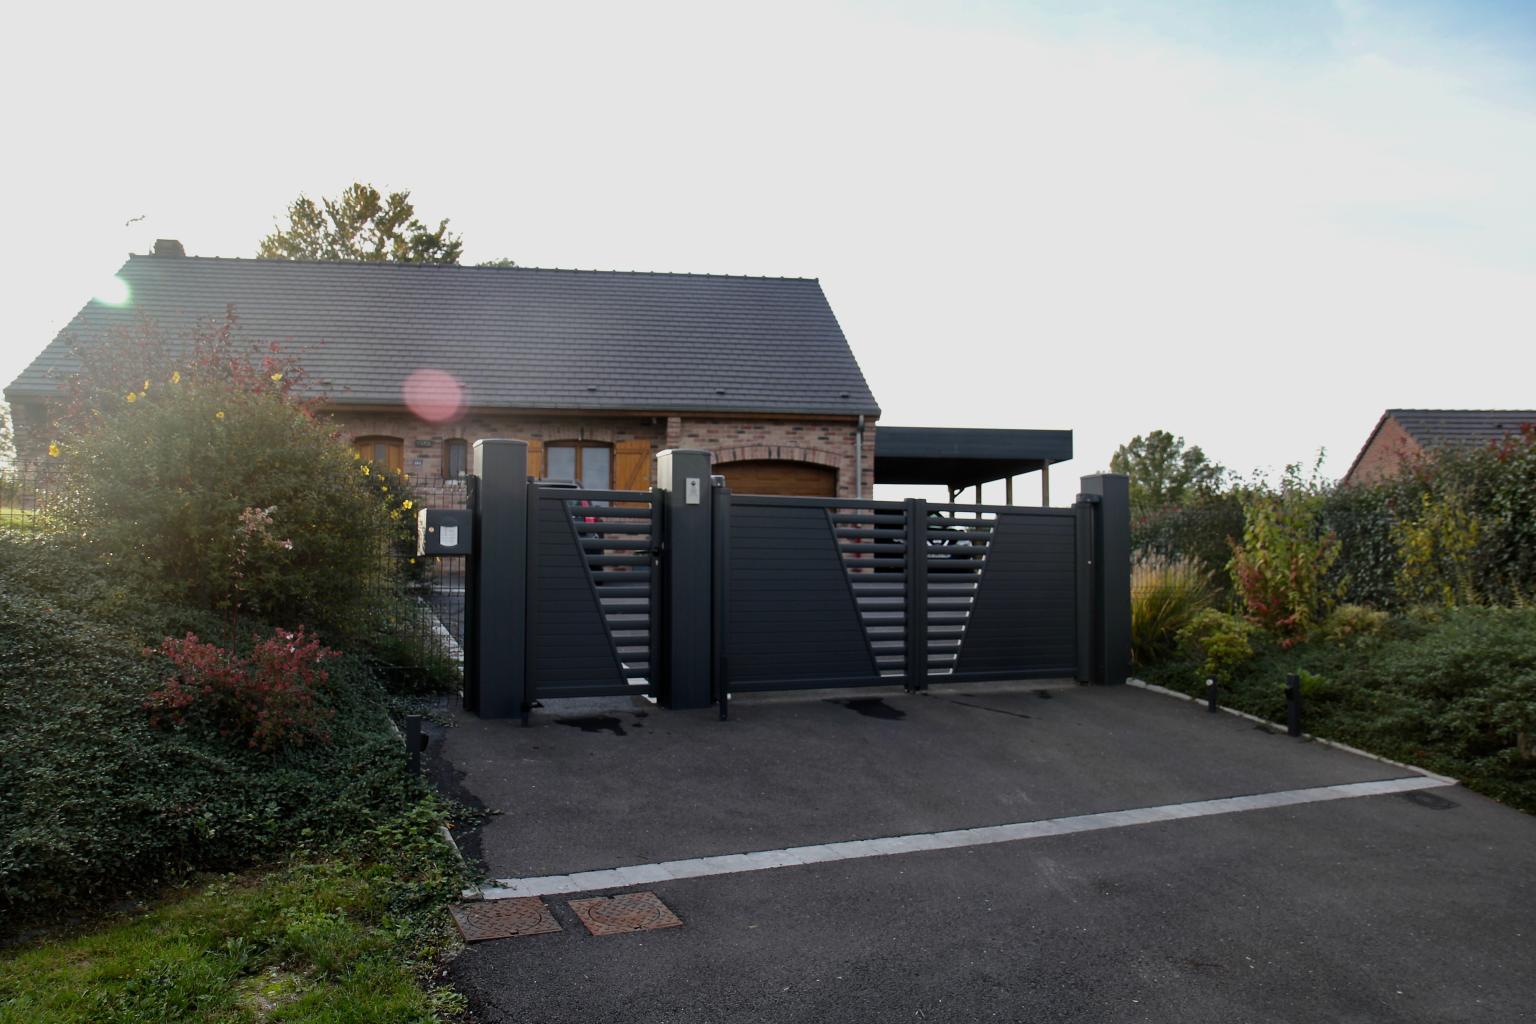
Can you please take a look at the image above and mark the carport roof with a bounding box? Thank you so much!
[873,426,1073,489]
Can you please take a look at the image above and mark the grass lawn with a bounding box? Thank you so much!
[0,807,468,1024]
[0,506,39,532]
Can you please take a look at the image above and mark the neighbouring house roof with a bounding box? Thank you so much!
[874,426,1073,489]
[4,253,881,418]
[1344,408,1536,482]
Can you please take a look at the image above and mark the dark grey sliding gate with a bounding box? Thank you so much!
[460,440,1128,721]
[717,498,1084,696]
[723,496,910,692]
[935,507,1080,681]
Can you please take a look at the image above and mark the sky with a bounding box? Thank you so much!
[2,0,1533,503]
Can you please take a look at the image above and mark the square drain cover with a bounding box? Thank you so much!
[451,897,561,941]
[569,891,683,936]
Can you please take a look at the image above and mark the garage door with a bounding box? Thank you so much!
[715,460,837,497]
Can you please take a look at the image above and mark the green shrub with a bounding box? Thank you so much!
[1176,608,1260,683]
[1319,603,1390,644]
[1396,490,1482,607]
[1351,606,1536,760]
[1131,554,1215,667]
[44,315,400,640]
[0,537,417,914]
[1321,483,1410,609]
[1131,493,1245,592]
[1228,463,1340,642]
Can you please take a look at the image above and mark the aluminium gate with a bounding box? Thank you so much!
[524,485,662,699]
[458,441,1128,720]
[718,495,1082,696]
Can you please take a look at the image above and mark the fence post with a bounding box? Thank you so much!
[1078,473,1131,685]
[712,477,731,719]
[904,497,929,692]
[656,449,714,709]
[471,439,529,719]
[463,475,482,713]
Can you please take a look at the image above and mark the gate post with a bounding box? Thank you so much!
[471,439,530,718]
[903,497,929,692]
[1077,473,1131,685]
[656,449,714,709]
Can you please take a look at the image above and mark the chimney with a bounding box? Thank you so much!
[152,238,186,257]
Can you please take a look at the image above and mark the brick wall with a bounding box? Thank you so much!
[1345,415,1425,486]
[325,408,875,497]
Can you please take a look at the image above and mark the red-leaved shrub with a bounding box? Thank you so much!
[147,628,336,751]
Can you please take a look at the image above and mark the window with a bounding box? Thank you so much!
[354,436,403,474]
[443,438,468,479]
[545,441,612,489]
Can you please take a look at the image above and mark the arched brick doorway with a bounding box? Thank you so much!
[715,459,837,497]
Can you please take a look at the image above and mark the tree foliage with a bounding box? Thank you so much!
[1111,429,1226,508]
[257,183,464,264]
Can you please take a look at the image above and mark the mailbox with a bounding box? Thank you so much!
[417,508,474,556]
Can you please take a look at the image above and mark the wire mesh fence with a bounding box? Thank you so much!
[0,459,63,532]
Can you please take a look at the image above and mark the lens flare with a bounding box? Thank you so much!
[402,368,466,424]
[93,276,131,306]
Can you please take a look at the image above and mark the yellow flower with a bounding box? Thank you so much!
[270,372,283,383]
[47,442,60,458]
[409,557,417,565]
[215,410,225,421]
[390,510,401,520]
[402,499,413,510]
[353,450,361,460]
[361,465,370,476]
[142,379,150,391]
[171,371,181,384]
[124,392,137,403]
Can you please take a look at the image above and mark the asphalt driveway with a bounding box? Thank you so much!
[428,682,1536,1023]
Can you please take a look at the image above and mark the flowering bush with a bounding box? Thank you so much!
[45,312,399,637]
[147,628,337,751]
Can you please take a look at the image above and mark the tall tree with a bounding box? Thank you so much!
[1110,429,1226,507]
[258,183,464,264]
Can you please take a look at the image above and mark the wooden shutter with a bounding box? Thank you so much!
[526,439,544,479]
[613,439,652,492]
[386,441,404,475]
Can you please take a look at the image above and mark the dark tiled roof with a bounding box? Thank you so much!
[1389,409,1536,449]
[5,255,881,418]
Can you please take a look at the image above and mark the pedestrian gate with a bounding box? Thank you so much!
[459,442,1129,720]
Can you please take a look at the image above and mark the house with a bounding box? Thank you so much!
[1343,409,1536,486]
[6,242,1070,500]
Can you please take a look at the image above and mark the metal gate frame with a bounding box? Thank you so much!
[461,440,1128,721]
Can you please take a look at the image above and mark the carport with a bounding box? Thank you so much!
[873,425,1073,505]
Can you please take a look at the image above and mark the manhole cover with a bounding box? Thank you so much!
[568,891,683,936]
[451,897,561,941]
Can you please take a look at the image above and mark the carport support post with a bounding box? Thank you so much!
[1077,473,1131,685]
[656,449,714,709]
[904,498,929,692]
[471,439,529,719]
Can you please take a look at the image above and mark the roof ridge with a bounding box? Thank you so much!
[1388,408,1536,414]
[125,253,820,283]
